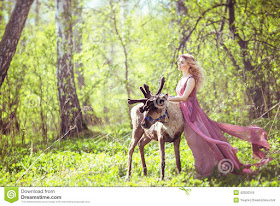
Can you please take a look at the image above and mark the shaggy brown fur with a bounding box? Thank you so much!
[127,77,184,180]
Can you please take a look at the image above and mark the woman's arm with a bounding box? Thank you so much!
[168,78,195,102]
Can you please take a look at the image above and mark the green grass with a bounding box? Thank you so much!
[0,128,279,187]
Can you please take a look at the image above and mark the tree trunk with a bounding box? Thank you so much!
[55,0,86,137]
[228,0,265,118]
[0,0,34,89]
[72,0,98,127]
[72,0,84,90]
[175,0,189,53]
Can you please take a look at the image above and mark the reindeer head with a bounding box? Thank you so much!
[127,77,169,129]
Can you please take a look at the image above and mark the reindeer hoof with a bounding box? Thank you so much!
[125,176,130,181]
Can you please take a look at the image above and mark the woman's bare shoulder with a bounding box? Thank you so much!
[185,76,195,85]
[187,77,195,87]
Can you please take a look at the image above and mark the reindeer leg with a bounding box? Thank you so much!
[138,135,151,176]
[158,135,165,180]
[173,137,181,174]
[126,127,144,181]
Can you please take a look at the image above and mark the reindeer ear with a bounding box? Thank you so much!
[139,106,144,113]
[143,99,154,111]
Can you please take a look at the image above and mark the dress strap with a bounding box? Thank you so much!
[183,76,194,88]
[186,75,193,80]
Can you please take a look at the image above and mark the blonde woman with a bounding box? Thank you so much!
[168,53,272,178]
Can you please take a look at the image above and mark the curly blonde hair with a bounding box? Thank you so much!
[177,53,205,90]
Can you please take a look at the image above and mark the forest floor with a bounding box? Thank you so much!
[0,125,279,187]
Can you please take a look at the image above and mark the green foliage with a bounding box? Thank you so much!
[0,132,279,186]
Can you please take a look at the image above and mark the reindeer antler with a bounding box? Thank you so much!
[156,77,165,95]
[127,77,166,113]
[140,84,152,98]
[127,98,147,104]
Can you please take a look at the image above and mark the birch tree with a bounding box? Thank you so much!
[55,0,86,137]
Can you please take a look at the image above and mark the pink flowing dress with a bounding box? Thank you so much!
[176,76,272,177]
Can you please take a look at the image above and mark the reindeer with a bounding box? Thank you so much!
[126,77,184,180]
